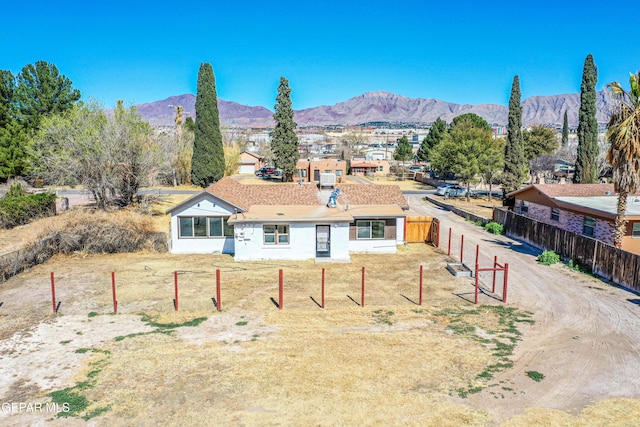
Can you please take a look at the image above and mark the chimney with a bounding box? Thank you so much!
[559,177,566,185]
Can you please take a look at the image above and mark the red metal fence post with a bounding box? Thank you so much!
[503,263,509,303]
[50,272,56,314]
[492,256,498,293]
[361,267,365,308]
[174,271,179,311]
[447,228,452,256]
[475,269,479,305]
[321,268,325,309]
[216,269,221,311]
[112,272,117,313]
[419,264,423,306]
[279,269,283,310]
[460,235,465,263]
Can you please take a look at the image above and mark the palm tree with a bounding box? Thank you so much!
[606,72,640,247]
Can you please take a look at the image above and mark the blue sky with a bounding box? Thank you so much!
[3,0,638,110]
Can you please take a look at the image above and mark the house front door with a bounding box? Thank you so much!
[316,225,330,258]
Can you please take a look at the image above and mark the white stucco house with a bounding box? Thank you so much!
[166,177,409,262]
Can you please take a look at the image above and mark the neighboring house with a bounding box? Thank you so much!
[238,151,265,175]
[508,184,640,255]
[350,158,390,176]
[295,159,347,184]
[166,177,408,261]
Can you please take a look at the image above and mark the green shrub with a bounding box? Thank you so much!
[485,221,504,235]
[0,191,57,228]
[6,183,26,198]
[537,250,560,265]
[526,370,545,382]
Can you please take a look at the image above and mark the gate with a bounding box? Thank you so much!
[405,216,435,243]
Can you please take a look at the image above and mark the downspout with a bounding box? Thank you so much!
[403,216,407,244]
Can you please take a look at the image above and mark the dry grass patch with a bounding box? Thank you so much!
[0,245,539,424]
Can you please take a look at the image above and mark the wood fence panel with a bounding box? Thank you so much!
[493,208,640,291]
[406,216,433,243]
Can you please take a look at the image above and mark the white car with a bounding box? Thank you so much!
[435,184,467,197]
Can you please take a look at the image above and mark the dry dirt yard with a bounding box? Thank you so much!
[0,195,639,425]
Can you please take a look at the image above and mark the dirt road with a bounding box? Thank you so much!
[406,195,640,423]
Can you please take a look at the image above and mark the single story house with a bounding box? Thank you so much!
[350,158,390,176]
[295,159,347,184]
[238,151,265,175]
[508,183,640,254]
[166,177,409,261]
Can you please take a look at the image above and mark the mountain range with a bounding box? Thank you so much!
[136,90,614,128]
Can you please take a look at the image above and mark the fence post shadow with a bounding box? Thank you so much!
[346,295,361,306]
[309,296,322,308]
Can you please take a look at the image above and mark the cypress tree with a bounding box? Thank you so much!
[574,54,599,184]
[191,62,225,187]
[271,77,299,182]
[562,110,569,147]
[502,75,526,203]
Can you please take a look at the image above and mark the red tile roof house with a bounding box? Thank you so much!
[166,177,409,261]
[508,184,640,255]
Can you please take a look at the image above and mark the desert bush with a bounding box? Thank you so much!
[0,191,57,228]
[484,221,504,235]
[44,210,166,254]
[6,183,26,198]
[537,250,560,265]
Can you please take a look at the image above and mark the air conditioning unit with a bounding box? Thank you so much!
[319,173,336,189]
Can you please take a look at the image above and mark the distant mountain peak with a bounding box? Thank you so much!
[133,90,614,128]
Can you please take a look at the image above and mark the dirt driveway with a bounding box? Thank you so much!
[406,195,640,422]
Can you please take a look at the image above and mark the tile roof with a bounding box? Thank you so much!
[205,177,320,210]
[201,177,409,211]
[336,184,409,210]
[509,183,617,198]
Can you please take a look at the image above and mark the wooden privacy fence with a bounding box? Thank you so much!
[406,216,437,244]
[493,208,640,291]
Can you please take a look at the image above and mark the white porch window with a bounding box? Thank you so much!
[179,216,233,238]
[264,224,289,245]
[356,220,385,239]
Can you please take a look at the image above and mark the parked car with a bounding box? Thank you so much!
[435,184,467,197]
[256,167,276,178]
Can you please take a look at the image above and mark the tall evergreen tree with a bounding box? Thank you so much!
[451,113,492,131]
[191,62,225,187]
[393,135,413,163]
[562,110,569,147]
[417,117,446,162]
[502,75,526,203]
[15,61,81,130]
[271,77,299,182]
[574,54,599,184]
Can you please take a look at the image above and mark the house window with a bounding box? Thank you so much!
[550,208,560,221]
[377,166,384,172]
[520,201,529,213]
[336,170,343,177]
[298,169,307,177]
[356,220,385,239]
[633,223,640,238]
[583,217,595,237]
[179,216,233,238]
[264,224,289,245]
